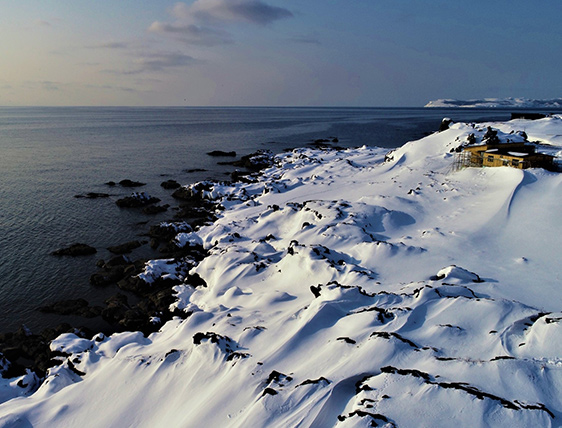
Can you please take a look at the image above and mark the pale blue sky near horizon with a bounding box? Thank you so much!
[1,0,560,107]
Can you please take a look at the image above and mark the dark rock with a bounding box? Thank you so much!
[38,298,99,317]
[232,150,274,171]
[297,377,331,387]
[184,168,208,173]
[173,181,213,201]
[107,240,145,255]
[160,180,181,190]
[439,118,453,132]
[148,222,192,242]
[511,112,547,120]
[380,366,431,382]
[74,192,110,199]
[482,127,500,145]
[101,294,131,325]
[310,285,322,298]
[207,150,236,157]
[89,266,127,287]
[143,204,169,215]
[52,243,97,257]
[105,181,117,186]
[230,170,253,182]
[104,255,132,268]
[262,388,278,396]
[116,192,160,208]
[119,179,146,187]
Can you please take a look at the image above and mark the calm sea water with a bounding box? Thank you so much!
[0,106,529,332]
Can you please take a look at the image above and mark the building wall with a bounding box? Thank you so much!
[482,153,526,169]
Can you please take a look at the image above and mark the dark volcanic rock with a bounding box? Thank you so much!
[439,118,453,132]
[160,180,181,190]
[172,182,213,201]
[119,179,146,187]
[232,150,274,171]
[52,243,97,257]
[0,323,85,378]
[116,192,160,208]
[107,240,145,255]
[143,204,169,215]
[207,150,236,157]
[74,192,110,199]
[38,298,102,318]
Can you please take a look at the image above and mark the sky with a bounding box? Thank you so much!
[0,0,561,107]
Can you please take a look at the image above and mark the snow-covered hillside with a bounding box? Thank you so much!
[425,98,562,108]
[1,116,562,427]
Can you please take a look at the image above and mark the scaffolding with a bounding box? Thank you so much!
[451,151,480,172]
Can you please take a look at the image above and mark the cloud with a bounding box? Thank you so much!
[148,22,233,46]
[149,0,293,45]
[22,81,61,91]
[94,42,130,49]
[181,0,293,25]
[34,19,52,27]
[84,84,138,93]
[136,52,197,71]
[289,35,322,45]
[43,81,60,91]
[102,51,198,75]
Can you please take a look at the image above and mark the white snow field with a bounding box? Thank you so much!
[1,116,562,427]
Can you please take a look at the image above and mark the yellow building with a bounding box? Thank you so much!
[462,142,555,170]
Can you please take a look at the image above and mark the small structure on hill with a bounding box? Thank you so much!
[453,127,556,171]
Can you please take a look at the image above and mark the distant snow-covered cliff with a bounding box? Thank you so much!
[425,97,562,108]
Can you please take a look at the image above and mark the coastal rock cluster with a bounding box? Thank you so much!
[1,122,562,426]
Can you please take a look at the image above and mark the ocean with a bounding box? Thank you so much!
[0,106,528,333]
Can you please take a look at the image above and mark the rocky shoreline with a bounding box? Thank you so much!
[0,146,301,380]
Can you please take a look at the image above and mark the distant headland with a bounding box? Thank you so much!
[425,97,562,108]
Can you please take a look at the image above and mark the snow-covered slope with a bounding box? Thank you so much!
[1,116,562,427]
[425,97,562,108]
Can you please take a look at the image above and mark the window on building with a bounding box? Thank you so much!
[487,156,494,163]
[502,159,509,166]
[512,159,519,166]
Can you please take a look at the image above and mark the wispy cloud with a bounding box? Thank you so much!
[102,51,199,75]
[179,0,293,25]
[289,35,322,45]
[34,19,52,27]
[148,22,232,46]
[22,81,62,91]
[91,42,130,49]
[84,84,138,93]
[136,52,198,71]
[149,0,293,46]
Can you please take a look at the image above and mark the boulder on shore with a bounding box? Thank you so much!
[143,204,169,215]
[74,192,110,199]
[107,240,145,255]
[52,243,97,256]
[207,150,236,157]
[116,192,160,208]
[119,179,146,187]
[160,180,181,190]
[38,298,102,318]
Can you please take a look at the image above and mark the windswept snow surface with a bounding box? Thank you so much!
[425,97,562,108]
[1,116,562,427]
